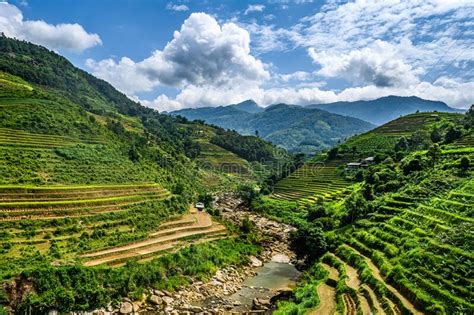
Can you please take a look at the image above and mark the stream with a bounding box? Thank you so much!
[228,256,301,311]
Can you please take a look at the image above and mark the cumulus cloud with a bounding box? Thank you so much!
[87,13,269,95]
[166,3,189,12]
[248,0,474,79]
[308,41,420,88]
[0,2,101,53]
[245,4,265,15]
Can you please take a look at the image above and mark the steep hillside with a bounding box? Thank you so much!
[0,36,285,313]
[307,95,462,125]
[260,109,474,314]
[173,102,374,153]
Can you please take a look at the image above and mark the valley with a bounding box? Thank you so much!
[0,34,473,315]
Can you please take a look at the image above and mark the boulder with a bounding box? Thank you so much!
[162,296,174,306]
[249,256,262,267]
[252,297,271,310]
[119,302,133,314]
[149,294,163,305]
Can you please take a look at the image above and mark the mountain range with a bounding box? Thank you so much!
[171,101,374,153]
[306,95,462,125]
[171,96,461,152]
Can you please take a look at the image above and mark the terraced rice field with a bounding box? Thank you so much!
[0,127,104,148]
[196,140,251,175]
[337,177,474,313]
[314,247,423,315]
[0,185,228,270]
[0,184,170,220]
[344,112,463,154]
[271,160,352,204]
[81,208,228,267]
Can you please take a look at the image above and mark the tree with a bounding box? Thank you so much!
[306,204,327,222]
[459,156,470,173]
[426,144,441,167]
[464,105,474,130]
[327,147,339,160]
[344,192,370,223]
[395,137,409,151]
[444,124,462,143]
[240,216,254,235]
[363,184,375,201]
[403,158,423,175]
[290,222,327,263]
[430,128,442,143]
[255,130,259,137]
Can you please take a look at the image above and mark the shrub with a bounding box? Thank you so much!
[290,222,327,264]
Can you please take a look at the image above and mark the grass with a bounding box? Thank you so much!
[271,159,353,204]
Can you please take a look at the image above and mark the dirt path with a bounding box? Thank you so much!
[346,246,423,315]
[310,283,337,315]
[322,263,339,281]
[362,284,384,315]
[344,262,361,290]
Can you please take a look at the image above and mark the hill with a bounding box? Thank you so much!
[0,36,292,313]
[307,95,462,125]
[172,102,374,154]
[255,109,474,313]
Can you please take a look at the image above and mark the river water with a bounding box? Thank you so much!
[227,255,300,312]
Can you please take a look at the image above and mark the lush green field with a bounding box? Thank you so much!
[271,110,474,314]
[0,36,282,313]
[271,159,353,205]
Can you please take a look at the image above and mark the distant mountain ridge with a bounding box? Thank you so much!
[306,95,462,125]
[172,101,374,153]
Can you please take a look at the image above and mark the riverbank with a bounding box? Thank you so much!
[102,194,298,314]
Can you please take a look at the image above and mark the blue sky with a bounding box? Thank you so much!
[1,0,473,111]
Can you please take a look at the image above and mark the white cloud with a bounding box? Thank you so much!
[87,13,269,95]
[247,0,474,79]
[278,71,314,82]
[0,2,101,53]
[166,3,189,12]
[245,4,265,15]
[308,41,420,87]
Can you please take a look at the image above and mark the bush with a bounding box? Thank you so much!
[459,156,470,172]
[290,222,327,263]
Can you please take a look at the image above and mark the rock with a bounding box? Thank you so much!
[132,303,140,313]
[119,302,133,314]
[187,306,203,312]
[149,295,163,305]
[249,256,262,267]
[252,297,271,310]
[162,296,174,306]
[153,289,165,296]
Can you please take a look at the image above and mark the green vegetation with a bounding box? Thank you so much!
[0,36,288,312]
[12,238,259,313]
[269,109,474,314]
[172,101,374,154]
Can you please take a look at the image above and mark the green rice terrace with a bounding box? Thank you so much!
[186,124,252,176]
[271,159,353,204]
[343,112,464,155]
[272,109,474,314]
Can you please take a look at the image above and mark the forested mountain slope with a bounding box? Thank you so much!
[172,102,374,153]
[0,36,292,313]
[256,109,474,314]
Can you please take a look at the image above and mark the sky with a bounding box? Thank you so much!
[1,0,473,111]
